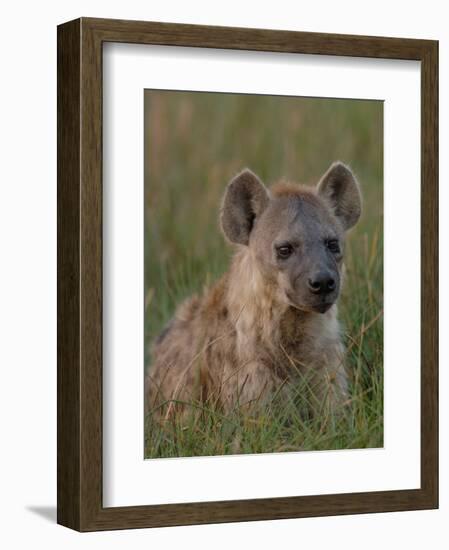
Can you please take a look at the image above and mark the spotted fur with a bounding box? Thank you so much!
[146,162,362,420]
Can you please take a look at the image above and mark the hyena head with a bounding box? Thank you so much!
[220,162,362,314]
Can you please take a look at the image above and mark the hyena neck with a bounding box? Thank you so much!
[225,247,339,360]
[225,248,293,356]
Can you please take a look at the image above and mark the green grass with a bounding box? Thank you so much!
[144,90,383,458]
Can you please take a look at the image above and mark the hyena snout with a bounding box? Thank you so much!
[288,266,340,313]
[307,271,337,296]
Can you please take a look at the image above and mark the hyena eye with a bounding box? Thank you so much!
[276,244,293,259]
[326,239,340,254]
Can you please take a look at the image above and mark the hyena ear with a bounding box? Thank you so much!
[220,169,270,245]
[317,162,362,231]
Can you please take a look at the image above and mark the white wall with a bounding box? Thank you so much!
[0,1,446,547]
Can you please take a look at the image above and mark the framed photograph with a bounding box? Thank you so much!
[57,17,438,531]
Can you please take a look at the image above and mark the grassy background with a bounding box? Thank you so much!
[144,90,383,458]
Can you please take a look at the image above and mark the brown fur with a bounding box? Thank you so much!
[146,163,362,420]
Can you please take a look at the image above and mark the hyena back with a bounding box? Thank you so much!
[146,162,362,419]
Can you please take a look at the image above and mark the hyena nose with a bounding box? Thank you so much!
[308,273,336,295]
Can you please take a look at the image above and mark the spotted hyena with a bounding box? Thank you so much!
[145,162,362,420]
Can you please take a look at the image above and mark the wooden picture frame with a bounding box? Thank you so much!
[57,17,438,531]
